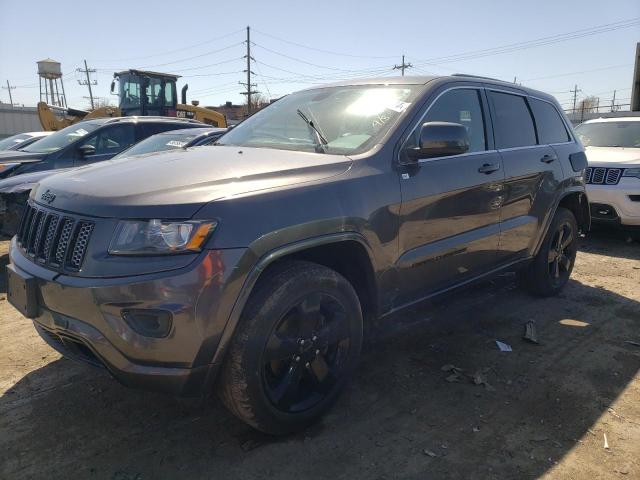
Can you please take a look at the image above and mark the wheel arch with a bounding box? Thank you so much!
[532,189,590,257]
[558,190,591,234]
[209,233,378,372]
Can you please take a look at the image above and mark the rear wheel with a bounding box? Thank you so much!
[217,261,363,435]
[518,207,578,296]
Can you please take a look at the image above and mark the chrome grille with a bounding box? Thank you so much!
[69,222,94,269]
[54,218,74,265]
[584,167,623,185]
[605,168,622,185]
[592,167,606,184]
[16,203,94,272]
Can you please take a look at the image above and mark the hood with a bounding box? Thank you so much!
[0,150,47,164]
[0,168,73,194]
[584,146,640,167]
[33,146,352,218]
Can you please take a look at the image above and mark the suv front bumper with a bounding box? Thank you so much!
[586,178,640,226]
[8,238,248,396]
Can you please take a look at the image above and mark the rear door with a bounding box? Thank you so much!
[395,86,505,306]
[487,89,564,262]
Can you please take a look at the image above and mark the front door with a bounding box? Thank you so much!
[74,124,137,166]
[395,87,505,307]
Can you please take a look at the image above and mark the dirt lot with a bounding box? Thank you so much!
[1,231,639,480]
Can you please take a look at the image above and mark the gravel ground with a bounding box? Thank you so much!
[1,230,639,480]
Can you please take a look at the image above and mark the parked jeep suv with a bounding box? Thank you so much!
[574,117,640,226]
[7,75,589,434]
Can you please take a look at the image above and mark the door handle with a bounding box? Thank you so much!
[478,163,500,174]
[541,154,557,164]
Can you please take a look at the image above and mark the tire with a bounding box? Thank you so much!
[518,207,578,296]
[217,260,363,435]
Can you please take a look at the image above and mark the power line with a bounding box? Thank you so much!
[253,60,272,100]
[182,70,244,78]
[94,28,245,64]
[410,18,640,67]
[522,63,633,82]
[254,59,393,81]
[98,41,245,70]
[252,28,399,59]
[252,43,391,73]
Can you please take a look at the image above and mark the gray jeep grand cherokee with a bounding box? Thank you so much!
[7,75,589,434]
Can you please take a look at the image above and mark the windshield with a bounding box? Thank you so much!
[21,122,101,153]
[0,134,31,151]
[113,132,199,159]
[575,121,640,148]
[217,84,421,154]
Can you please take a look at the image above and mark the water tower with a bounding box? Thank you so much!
[37,58,67,107]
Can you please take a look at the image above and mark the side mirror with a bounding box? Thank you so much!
[78,144,96,157]
[405,122,470,161]
[110,80,115,94]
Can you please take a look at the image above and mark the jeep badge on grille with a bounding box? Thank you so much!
[40,189,56,204]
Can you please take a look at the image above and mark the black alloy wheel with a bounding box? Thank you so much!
[262,292,351,413]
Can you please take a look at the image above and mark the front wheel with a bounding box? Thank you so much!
[518,207,578,296]
[217,261,363,435]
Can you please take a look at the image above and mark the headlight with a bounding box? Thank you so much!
[622,168,640,179]
[108,219,217,255]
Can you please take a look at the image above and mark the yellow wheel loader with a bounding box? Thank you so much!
[38,69,226,130]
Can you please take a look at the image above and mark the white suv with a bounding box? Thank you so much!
[574,117,640,226]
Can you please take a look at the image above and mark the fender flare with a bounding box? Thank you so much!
[532,188,590,256]
[204,231,374,385]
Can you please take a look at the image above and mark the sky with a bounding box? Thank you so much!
[0,0,638,112]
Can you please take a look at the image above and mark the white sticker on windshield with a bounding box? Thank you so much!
[69,128,89,137]
[166,140,187,148]
[387,101,411,113]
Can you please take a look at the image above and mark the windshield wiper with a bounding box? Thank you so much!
[297,109,328,153]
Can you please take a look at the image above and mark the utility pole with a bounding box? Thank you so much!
[611,90,617,112]
[393,55,413,76]
[571,84,581,114]
[240,26,259,116]
[77,59,97,109]
[2,80,15,106]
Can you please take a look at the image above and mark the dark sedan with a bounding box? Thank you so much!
[113,127,227,159]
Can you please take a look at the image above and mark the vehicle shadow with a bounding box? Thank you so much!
[582,226,640,261]
[2,265,639,479]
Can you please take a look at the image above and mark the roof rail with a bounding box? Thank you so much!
[451,73,510,83]
[107,116,203,124]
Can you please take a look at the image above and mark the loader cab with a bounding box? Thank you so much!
[112,70,179,117]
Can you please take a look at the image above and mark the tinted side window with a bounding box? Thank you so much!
[83,124,136,155]
[489,92,537,149]
[423,89,486,152]
[529,98,570,144]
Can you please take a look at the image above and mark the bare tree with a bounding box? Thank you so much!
[93,97,115,109]
[578,96,599,114]
[243,93,269,117]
